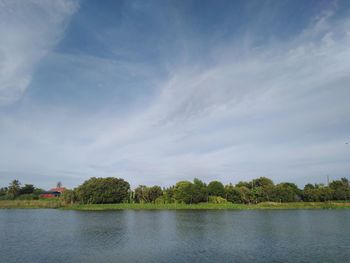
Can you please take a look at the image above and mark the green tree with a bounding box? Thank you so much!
[174,181,194,204]
[236,181,251,189]
[20,184,35,195]
[303,185,318,201]
[33,188,45,195]
[250,186,271,203]
[134,185,149,203]
[0,187,8,196]
[247,177,275,203]
[329,178,349,200]
[303,184,333,202]
[304,183,315,190]
[8,180,21,199]
[208,181,225,197]
[192,178,208,203]
[75,177,130,204]
[252,177,274,188]
[317,186,333,201]
[61,189,76,204]
[225,184,251,203]
[135,185,163,203]
[272,183,301,202]
[148,186,163,203]
[163,186,175,203]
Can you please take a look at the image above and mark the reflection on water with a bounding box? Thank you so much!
[0,209,349,263]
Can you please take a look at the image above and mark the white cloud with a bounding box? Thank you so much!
[0,0,78,104]
[86,8,350,186]
[0,3,349,188]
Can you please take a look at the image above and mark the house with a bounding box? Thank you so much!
[40,187,66,198]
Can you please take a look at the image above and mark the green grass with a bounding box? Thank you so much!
[0,199,61,209]
[1,200,350,210]
[63,201,350,211]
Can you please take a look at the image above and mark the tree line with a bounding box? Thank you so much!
[1,176,349,205]
[0,180,45,200]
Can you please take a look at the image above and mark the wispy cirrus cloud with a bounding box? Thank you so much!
[86,7,350,186]
[0,1,349,189]
[0,0,78,104]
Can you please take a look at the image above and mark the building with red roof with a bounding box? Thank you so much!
[40,186,66,198]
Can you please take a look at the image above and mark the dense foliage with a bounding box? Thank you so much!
[60,189,77,204]
[75,177,130,204]
[0,180,44,200]
[134,185,162,203]
[1,176,349,205]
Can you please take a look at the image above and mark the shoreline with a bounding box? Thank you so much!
[1,200,350,210]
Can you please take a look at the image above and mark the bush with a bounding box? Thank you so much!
[208,196,228,204]
[60,189,77,204]
[16,194,39,200]
[75,177,130,204]
[155,196,166,204]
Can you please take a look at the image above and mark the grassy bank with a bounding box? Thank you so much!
[63,202,350,210]
[1,200,350,210]
[0,199,62,209]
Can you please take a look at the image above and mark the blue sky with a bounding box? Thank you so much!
[0,0,350,189]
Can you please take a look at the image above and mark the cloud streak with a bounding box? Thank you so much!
[0,0,78,104]
[87,7,350,186]
[0,1,349,189]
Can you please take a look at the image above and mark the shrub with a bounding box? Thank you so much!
[208,196,228,204]
[16,194,39,200]
[60,189,77,204]
[75,177,130,204]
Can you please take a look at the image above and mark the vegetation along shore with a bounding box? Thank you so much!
[1,200,350,210]
[1,176,350,210]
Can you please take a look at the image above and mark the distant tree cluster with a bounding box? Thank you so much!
[135,177,350,204]
[70,176,349,204]
[75,177,130,204]
[1,177,349,205]
[0,180,45,200]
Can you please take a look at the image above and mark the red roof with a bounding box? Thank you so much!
[49,187,66,193]
[40,193,58,198]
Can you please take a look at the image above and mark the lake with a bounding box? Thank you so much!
[0,209,349,262]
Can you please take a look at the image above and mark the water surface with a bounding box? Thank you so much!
[0,209,349,262]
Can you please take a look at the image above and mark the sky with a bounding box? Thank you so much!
[0,0,350,189]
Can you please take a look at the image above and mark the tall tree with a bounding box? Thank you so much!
[208,181,225,197]
[272,183,301,202]
[174,181,194,204]
[329,178,349,200]
[0,187,8,196]
[20,184,35,195]
[148,186,163,203]
[192,178,208,203]
[8,180,21,199]
[135,185,149,203]
[252,177,274,188]
[225,184,249,203]
[163,186,175,203]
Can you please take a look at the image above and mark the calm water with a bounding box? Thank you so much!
[0,209,349,263]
